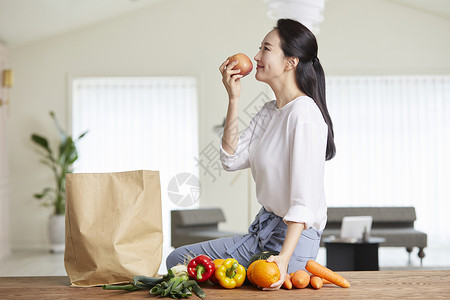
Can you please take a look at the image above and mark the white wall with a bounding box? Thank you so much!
[0,42,11,258]
[321,0,450,75]
[6,0,450,250]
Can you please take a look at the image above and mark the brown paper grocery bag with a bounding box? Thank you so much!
[64,170,163,287]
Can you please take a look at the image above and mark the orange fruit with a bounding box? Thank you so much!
[291,270,310,289]
[246,260,259,286]
[210,259,225,284]
[250,260,281,288]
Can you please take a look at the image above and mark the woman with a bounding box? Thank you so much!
[166,18,335,290]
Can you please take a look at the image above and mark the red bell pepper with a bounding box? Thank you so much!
[187,255,215,282]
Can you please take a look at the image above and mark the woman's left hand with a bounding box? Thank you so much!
[262,255,289,291]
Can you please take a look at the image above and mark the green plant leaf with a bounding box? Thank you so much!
[31,134,50,151]
[68,151,78,165]
[59,137,77,166]
[39,159,54,169]
[50,111,67,140]
[33,193,45,199]
[32,111,85,215]
[33,187,54,199]
[77,130,88,141]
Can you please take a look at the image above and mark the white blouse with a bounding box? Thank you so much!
[220,96,328,231]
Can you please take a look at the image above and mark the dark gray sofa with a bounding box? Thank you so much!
[322,207,427,264]
[171,208,242,248]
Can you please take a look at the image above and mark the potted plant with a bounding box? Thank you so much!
[31,111,87,252]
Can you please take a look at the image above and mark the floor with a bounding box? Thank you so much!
[1,246,449,277]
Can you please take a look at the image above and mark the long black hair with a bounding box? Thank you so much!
[275,18,336,160]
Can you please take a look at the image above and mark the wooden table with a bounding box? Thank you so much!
[1,271,450,299]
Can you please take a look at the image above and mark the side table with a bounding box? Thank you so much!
[324,236,386,271]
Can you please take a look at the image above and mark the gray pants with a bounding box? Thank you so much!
[166,207,322,273]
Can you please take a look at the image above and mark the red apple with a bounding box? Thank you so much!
[227,53,253,77]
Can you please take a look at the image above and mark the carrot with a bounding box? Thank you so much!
[305,260,350,288]
[291,270,310,289]
[282,273,292,289]
[322,278,332,284]
[310,275,323,289]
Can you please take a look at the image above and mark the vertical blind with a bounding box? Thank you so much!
[325,76,450,246]
[71,77,199,266]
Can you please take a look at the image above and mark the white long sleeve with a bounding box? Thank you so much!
[283,111,328,230]
[220,96,328,231]
[219,102,270,171]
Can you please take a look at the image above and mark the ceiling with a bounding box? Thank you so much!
[0,0,163,47]
[0,0,449,48]
[387,0,450,19]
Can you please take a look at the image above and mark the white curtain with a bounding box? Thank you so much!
[71,77,199,270]
[325,76,450,246]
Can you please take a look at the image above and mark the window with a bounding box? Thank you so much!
[325,76,450,245]
[71,77,199,271]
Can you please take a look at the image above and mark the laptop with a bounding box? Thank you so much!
[340,216,373,240]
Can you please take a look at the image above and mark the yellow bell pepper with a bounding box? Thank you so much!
[214,258,246,289]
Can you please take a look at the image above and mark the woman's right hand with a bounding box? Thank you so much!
[219,59,244,101]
